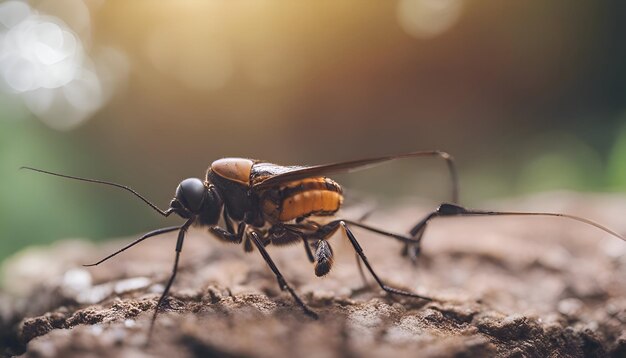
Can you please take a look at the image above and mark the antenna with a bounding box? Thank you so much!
[433,203,625,242]
[20,166,172,217]
[466,210,625,242]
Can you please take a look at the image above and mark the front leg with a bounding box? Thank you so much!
[209,221,246,244]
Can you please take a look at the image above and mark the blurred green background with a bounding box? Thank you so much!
[1,0,626,264]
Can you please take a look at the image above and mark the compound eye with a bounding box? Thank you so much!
[176,178,206,213]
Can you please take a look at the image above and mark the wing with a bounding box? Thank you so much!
[251,151,459,203]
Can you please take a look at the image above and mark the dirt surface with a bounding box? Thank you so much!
[1,193,626,357]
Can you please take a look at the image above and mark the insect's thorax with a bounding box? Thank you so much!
[205,159,344,226]
[260,177,343,223]
[205,167,251,223]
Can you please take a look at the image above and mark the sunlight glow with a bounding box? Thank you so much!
[397,0,464,39]
[145,23,233,91]
[0,1,127,130]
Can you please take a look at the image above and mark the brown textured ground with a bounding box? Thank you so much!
[1,193,626,357]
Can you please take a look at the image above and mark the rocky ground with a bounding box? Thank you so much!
[1,193,625,357]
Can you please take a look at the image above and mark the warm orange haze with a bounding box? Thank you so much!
[1,1,626,357]
[1,0,625,275]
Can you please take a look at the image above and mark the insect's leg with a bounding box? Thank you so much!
[243,234,254,252]
[340,220,421,245]
[303,239,314,263]
[338,205,439,265]
[216,206,254,250]
[402,211,439,264]
[148,217,194,341]
[270,222,316,263]
[341,216,434,265]
[313,240,334,277]
[400,203,520,262]
[338,221,432,301]
[267,224,306,246]
[249,231,318,319]
[355,253,368,287]
[209,221,246,244]
[287,224,339,277]
[84,226,180,267]
[354,209,376,285]
[222,206,236,234]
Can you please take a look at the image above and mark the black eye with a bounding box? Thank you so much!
[176,178,206,213]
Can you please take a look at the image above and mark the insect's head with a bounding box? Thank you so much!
[170,178,221,219]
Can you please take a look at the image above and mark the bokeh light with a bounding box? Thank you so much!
[0,0,127,130]
[397,0,464,39]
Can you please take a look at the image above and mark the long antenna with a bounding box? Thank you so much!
[459,209,625,242]
[20,166,172,217]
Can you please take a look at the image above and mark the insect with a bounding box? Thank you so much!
[22,151,625,340]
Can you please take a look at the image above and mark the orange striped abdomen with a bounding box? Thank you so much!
[261,177,343,222]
